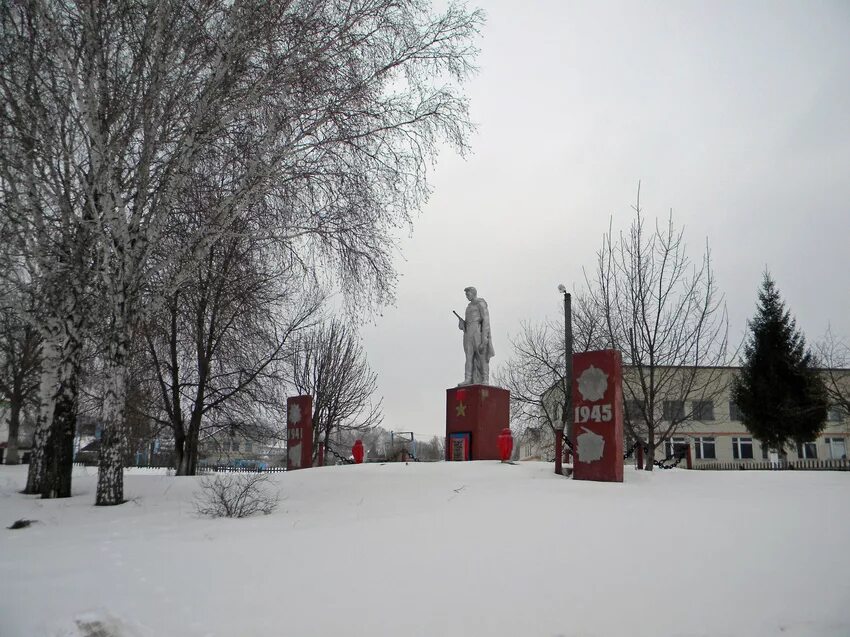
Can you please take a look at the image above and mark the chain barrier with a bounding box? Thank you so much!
[557,435,682,468]
[654,452,685,469]
[623,439,640,460]
[324,441,421,464]
[562,432,575,454]
[324,442,354,465]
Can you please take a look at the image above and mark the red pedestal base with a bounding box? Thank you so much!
[445,385,510,461]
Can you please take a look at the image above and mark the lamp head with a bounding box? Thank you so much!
[557,283,566,294]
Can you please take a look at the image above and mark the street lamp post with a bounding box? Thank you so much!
[557,284,573,475]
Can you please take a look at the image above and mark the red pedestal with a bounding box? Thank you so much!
[445,385,510,461]
[571,350,624,483]
[286,395,313,471]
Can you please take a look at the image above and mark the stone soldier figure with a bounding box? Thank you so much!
[456,286,495,385]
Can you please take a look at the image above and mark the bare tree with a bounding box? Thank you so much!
[290,319,383,462]
[586,186,730,469]
[142,217,322,476]
[1,0,482,504]
[494,292,603,457]
[816,327,850,416]
[0,302,41,464]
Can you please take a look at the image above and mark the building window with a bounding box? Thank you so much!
[732,437,753,459]
[825,438,847,459]
[694,437,716,459]
[231,441,240,453]
[245,442,253,453]
[664,437,688,459]
[221,441,230,452]
[624,400,644,421]
[692,400,715,421]
[663,400,685,421]
[796,441,817,459]
[729,402,742,421]
[827,407,844,422]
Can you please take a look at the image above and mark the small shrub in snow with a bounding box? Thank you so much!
[194,473,279,518]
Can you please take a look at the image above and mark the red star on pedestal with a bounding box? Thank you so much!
[456,401,466,417]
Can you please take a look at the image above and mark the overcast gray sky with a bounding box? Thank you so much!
[360,0,850,440]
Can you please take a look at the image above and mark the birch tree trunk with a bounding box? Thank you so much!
[41,345,80,498]
[25,336,59,494]
[96,342,130,506]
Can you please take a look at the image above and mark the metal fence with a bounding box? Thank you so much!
[197,464,286,474]
[696,458,849,471]
[72,462,288,473]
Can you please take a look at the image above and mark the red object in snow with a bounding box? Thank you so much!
[497,427,513,462]
[352,439,364,464]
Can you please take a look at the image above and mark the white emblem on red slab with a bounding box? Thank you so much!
[288,403,302,425]
[577,365,608,402]
[577,427,605,463]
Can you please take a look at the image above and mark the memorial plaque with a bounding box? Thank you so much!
[286,395,313,471]
[571,350,624,482]
[449,433,470,461]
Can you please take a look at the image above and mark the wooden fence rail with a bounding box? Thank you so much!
[695,458,850,471]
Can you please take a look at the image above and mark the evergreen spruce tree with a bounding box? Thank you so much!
[732,273,829,453]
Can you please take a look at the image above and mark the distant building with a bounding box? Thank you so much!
[198,423,287,468]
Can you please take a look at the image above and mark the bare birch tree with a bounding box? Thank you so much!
[0,5,93,496]
[586,186,730,470]
[1,0,482,504]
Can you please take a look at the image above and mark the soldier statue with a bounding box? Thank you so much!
[455,286,495,385]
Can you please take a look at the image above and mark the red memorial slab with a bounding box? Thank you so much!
[286,395,313,471]
[445,385,510,461]
[571,350,624,482]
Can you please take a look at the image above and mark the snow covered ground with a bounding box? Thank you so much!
[1,462,848,637]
